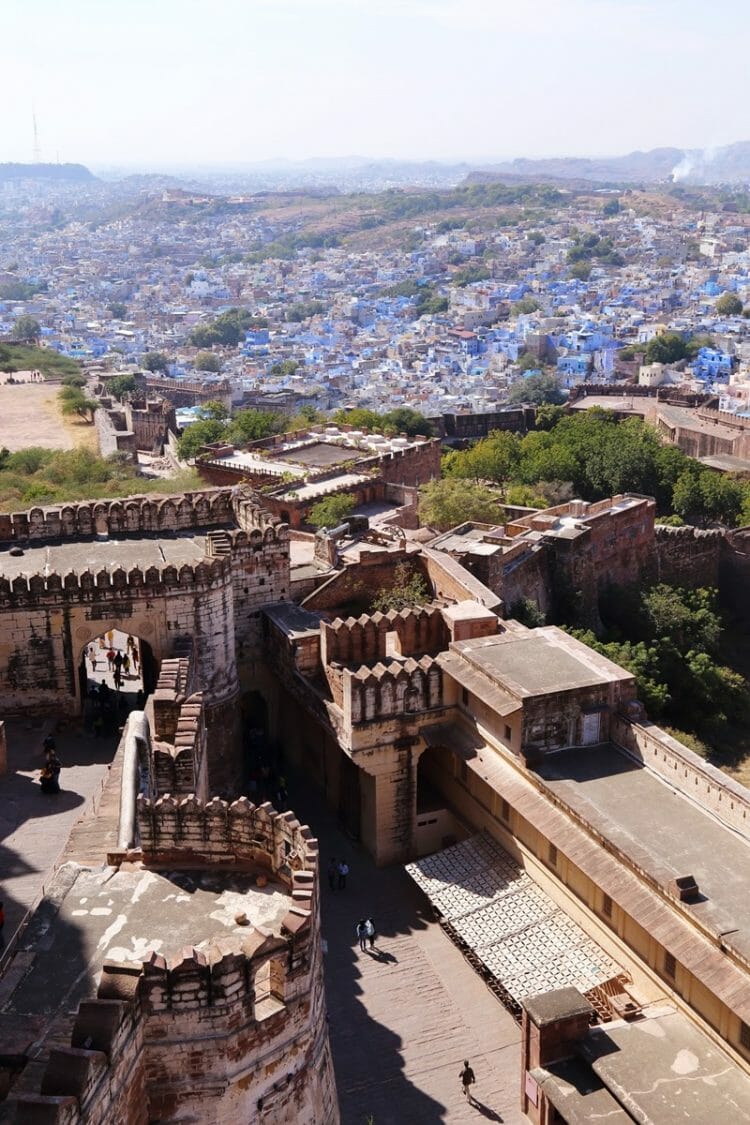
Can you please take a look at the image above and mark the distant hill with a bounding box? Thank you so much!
[0,163,95,183]
[467,142,750,186]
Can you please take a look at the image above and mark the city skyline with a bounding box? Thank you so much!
[1,0,749,169]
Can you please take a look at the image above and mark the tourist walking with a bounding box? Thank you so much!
[88,645,97,672]
[337,860,349,890]
[364,918,376,949]
[356,919,368,952]
[459,1060,476,1103]
[106,648,115,672]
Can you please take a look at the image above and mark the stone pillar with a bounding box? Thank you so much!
[0,720,6,775]
[520,988,593,1123]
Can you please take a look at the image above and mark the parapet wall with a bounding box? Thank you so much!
[151,656,208,800]
[0,555,232,607]
[232,491,288,535]
[652,523,722,587]
[136,793,318,878]
[344,654,443,725]
[612,713,750,844]
[321,606,447,668]
[0,489,234,544]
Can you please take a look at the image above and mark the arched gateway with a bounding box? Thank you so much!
[0,488,290,792]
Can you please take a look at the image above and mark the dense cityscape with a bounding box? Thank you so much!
[4,1,750,1121]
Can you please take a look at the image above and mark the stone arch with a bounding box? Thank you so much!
[78,626,157,719]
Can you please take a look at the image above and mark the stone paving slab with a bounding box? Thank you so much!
[0,719,116,946]
[287,780,524,1124]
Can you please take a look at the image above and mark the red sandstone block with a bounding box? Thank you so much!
[13,1095,80,1124]
[41,1046,107,1101]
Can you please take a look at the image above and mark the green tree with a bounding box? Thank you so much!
[285,301,325,322]
[644,333,688,364]
[672,467,744,526]
[199,400,229,422]
[452,265,491,288]
[142,351,169,373]
[176,418,227,460]
[332,408,385,432]
[383,407,434,436]
[108,302,128,320]
[372,562,430,612]
[445,429,520,487]
[602,198,621,216]
[61,372,86,389]
[194,351,221,372]
[58,386,97,422]
[269,359,300,377]
[419,478,500,530]
[535,404,566,431]
[189,308,255,347]
[510,597,546,627]
[308,492,355,529]
[507,372,565,406]
[107,374,137,400]
[224,408,283,445]
[511,296,541,315]
[716,291,743,317]
[11,315,41,343]
[570,261,591,281]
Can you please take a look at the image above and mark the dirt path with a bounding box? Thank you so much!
[0,384,97,451]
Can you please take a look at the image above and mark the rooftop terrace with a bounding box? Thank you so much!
[453,628,634,698]
[0,531,208,579]
[2,862,293,1042]
[535,742,750,964]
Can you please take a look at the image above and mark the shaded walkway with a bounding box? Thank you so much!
[286,779,523,1124]
[0,719,116,948]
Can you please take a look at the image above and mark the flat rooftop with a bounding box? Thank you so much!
[0,532,208,579]
[454,628,633,698]
[535,743,750,962]
[270,441,358,469]
[658,403,743,441]
[579,1008,750,1123]
[3,863,293,1022]
[430,523,508,556]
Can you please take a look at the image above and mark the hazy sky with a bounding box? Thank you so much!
[2,0,749,168]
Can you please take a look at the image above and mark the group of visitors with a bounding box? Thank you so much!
[86,634,140,691]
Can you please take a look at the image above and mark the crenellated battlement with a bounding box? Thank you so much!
[0,488,235,545]
[232,491,289,535]
[0,555,233,606]
[136,793,319,882]
[654,523,723,541]
[344,653,444,724]
[322,605,446,668]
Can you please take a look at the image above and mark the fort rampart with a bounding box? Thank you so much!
[0,489,235,544]
[15,798,338,1124]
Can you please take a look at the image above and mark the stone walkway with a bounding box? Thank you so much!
[0,719,116,948]
[287,781,524,1125]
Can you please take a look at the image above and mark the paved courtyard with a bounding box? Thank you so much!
[288,781,524,1125]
